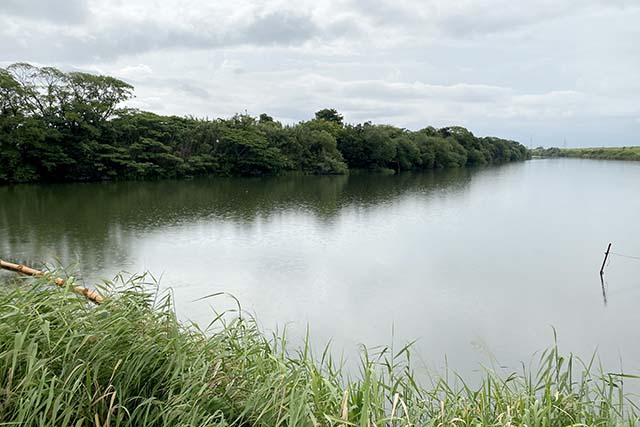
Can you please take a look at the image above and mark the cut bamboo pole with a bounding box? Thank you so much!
[0,259,104,304]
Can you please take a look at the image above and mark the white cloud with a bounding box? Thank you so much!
[1,0,639,146]
[119,64,153,79]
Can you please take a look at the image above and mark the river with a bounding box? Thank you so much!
[2,158,640,377]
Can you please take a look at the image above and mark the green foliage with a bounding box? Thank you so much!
[314,108,344,125]
[0,273,637,426]
[532,146,640,161]
[395,135,421,170]
[0,63,529,184]
[258,112,274,123]
[293,120,348,174]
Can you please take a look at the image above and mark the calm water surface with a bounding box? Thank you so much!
[2,158,640,377]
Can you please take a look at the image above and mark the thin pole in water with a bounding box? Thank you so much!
[599,243,612,276]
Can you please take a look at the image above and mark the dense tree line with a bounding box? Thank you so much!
[531,146,640,161]
[0,63,529,183]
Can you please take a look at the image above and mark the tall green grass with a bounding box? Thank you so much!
[1,273,638,426]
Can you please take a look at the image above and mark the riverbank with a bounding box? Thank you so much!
[1,273,637,426]
[1,63,529,185]
[531,146,640,161]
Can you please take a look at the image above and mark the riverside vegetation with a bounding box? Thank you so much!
[0,272,638,426]
[0,63,528,184]
[531,146,640,161]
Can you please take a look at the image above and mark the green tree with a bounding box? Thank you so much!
[294,120,347,174]
[0,62,530,183]
[258,113,274,123]
[314,108,344,126]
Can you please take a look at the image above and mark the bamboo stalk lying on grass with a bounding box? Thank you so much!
[0,259,104,304]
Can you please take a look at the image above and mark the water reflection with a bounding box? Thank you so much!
[0,168,474,276]
[600,274,608,306]
[2,159,640,378]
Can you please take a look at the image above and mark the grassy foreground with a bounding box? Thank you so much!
[1,273,639,426]
[531,146,640,161]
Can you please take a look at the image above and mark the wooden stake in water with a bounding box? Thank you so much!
[0,259,104,304]
[599,243,612,276]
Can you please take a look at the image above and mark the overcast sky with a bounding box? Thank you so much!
[1,0,639,147]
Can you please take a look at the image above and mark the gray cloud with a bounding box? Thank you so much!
[1,0,639,147]
[0,0,89,24]
[442,0,640,38]
[241,12,319,45]
[346,0,418,26]
[0,10,325,63]
[346,0,640,39]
